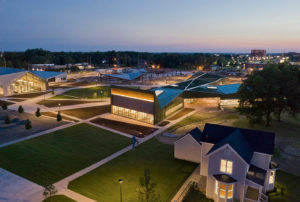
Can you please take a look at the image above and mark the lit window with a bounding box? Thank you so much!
[220,159,233,174]
[228,184,233,199]
[220,183,226,198]
[269,171,275,184]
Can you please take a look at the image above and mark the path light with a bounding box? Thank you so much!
[58,103,61,111]
[119,179,124,202]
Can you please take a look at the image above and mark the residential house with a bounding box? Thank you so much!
[174,123,277,202]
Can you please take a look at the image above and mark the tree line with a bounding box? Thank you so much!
[238,63,300,126]
[0,48,235,70]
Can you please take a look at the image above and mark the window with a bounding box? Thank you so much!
[269,170,275,184]
[215,180,234,199]
[220,159,233,174]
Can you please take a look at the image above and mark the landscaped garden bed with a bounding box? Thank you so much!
[91,117,157,137]
[60,105,110,119]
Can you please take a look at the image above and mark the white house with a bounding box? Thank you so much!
[174,123,277,202]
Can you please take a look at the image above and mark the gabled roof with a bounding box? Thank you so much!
[207,129,254,164]
[0,67,25,76]
[151,87,183,108]
[188,127,202,142]
[30,70,66,79]
[201,123,275,155]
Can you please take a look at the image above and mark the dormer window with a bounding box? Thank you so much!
[220,159,233,174]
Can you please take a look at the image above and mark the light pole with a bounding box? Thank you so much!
[118,179,123,202]
[58,103,61,111]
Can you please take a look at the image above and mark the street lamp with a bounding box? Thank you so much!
[118,179,124,202]
[58,103,61,111]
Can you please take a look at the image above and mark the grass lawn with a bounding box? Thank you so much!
[268,170,300,202]
[37,99,100,107]
[50,95,80,99]
[56,86,110,99]
[43,195,76,202]
[61,105,110,119]
[0,123,131,186]
[69,138,198,202]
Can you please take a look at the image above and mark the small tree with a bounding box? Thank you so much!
[137,169,160,202]
[4,115,10,124]
[25,119,32,130]
[18,105,24,113]
[2,103,7,110]
[51,89,55,95]
[35,107,41,117]
[57,111,62,122]
[43,184,57,199]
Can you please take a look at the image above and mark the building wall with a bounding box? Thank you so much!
[174,135,202,163]
[206,145,248,201]
[154,95,183,123]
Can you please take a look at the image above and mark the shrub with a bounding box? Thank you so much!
[57,111,62,122]
[18,105,24,113]
[35,108,41,117]
[25,119,32,130]
[2,103,7,110]
[43,184,57,199]
[4,115,10,124]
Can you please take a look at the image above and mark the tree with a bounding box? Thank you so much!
[2,103,7,110]
[25,119,32,129]
[35,108,41,117]
[238,64,281,126]
[43,184,57,199]
[4,115,10,124]
[57,111,62,122]
[137,169,160,202]
[18,105,24,113]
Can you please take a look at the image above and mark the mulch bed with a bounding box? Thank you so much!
[90,118,157,138]
[60,105,110,119]
[158,121,170,127]
[0,100,14,106]
[41,112,79,122]
[168,108,194,121]
[37,99,101,108]
[7,98,27,102]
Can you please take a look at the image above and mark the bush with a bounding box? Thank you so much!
[18,105,24,113]
[25,119,32,130]
[2,103,7,110]
[4,115,10,124]
[57,111,62,122]
[35,108,41,117]
[51,89,55,95]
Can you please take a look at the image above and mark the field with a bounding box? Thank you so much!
[69,138,198,202]
[37,99,100,107]
[52,86,110,99]
[0,123,131,186]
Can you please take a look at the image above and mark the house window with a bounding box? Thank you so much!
[215,180,234,199]
[220,159,233,174]
[269,170,275,184]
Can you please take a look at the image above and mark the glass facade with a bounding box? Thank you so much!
[9,73,46,95]
[112,105,154,124]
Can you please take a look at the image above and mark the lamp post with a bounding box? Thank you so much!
[118,179,123,202]
[58,103,61,111]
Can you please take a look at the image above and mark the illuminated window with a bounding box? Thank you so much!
[269,171,275,184]
[220,159,233,174]
[111,105,154,124]
[215,180,234,199]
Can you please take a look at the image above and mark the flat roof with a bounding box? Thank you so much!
[0,67,25,76]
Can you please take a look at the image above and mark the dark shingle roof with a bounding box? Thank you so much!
[247,164,266,186]
[213,174,237,183]
[201,123,275,155]
[207,129,254,164]
[188,127,202,143]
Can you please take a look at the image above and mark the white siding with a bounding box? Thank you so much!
[174,134,202,163]
[250,152,271,170]
[200,142,214,176]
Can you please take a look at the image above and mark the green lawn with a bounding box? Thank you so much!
[43,195,76,202]
[0,123,131,186]
[69,138,198,202]
[268,170,300,202]
[53,86,110,99]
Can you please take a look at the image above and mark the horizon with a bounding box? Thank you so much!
[1,0,300,52]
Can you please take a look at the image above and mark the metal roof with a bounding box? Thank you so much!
[151,87,183,108]
[104,70,144,81]
[30,70,66,79]
[0,67,25,76]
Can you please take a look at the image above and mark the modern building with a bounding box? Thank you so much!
[250,50,267,60]
[0,67,47,96]
[110,85,184,124]
[175,123,277,202]
[110,72,241,124]
[0,67,67,96]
